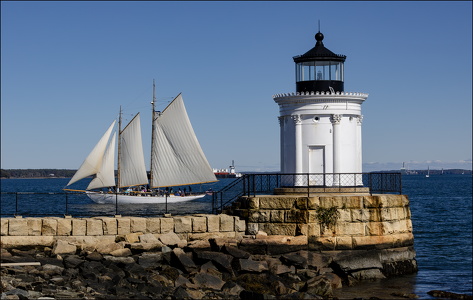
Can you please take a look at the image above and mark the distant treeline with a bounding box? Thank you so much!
[1,168,471,179]
[1,169,77,178]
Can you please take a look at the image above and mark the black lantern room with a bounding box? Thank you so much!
[293,31,346,93]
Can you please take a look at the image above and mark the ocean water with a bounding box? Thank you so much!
[1,174,472,298]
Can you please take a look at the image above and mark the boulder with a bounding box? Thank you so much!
[192,272,225,290]
[171,248,197,273]
[85,251,103,261]
[159,232,184,247]
[173,286,205,299]
[125,232,143,243]
[95,242,124,255]
[110,248,132,257]
[194,251,233,274]
[63,255,85,268]
[221,281,244,296]
[222,245,250,259]
[280,252,308,269]
[302,275,333,297]
[139,233,161,244]
[52,240,77,255]
[238,258,269,273]
[137,252,163,269]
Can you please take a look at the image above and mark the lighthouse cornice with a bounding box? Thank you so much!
[272,92,368,106]
[273,91,368,99]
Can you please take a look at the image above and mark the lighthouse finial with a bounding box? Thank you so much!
[318,20,321,32]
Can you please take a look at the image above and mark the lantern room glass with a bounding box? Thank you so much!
[296,61,344,82]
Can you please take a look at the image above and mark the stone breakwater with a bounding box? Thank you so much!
[2,231,413,299]
[0,194,419,298]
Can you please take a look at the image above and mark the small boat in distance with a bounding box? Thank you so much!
[64,81,217,204]
[426,166,430,178]
[213,160,243,178]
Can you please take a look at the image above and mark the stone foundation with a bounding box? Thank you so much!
[227,194,414,250]
[1,194,417,280]
[225,193,418,278]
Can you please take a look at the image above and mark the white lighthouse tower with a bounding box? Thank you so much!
[273,31,368,186]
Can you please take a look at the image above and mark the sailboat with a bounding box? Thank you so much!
[64,82,217,204]
[426,166,430,178]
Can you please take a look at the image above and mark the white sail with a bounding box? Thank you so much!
[119,113,149,188]
[151,94,217,187]
[67,120,116,187]
[87,132,116,190]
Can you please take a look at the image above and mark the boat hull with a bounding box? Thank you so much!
[86,191,206,204]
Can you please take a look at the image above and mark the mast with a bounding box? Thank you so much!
[150,80,157,187]
[117,106,122,192]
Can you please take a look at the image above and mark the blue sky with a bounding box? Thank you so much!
[1,1,472,172]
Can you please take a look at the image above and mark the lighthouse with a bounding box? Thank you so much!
[273,30,368,186]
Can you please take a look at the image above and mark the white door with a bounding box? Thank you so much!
[308,146,325,185]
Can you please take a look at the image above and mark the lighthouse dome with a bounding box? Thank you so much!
[293,31,346,93]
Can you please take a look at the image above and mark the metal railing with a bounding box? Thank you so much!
[0,191,213,217]
[1,173,401,217]
[212,172,402,213]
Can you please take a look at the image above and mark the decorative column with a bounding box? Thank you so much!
[356,115,363,185]
[331,114,342,185]
[293,114,302,174]
[278,116,285,172]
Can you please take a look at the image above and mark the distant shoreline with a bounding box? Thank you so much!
[1,168,471,180]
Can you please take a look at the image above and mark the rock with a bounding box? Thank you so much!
[158,232,184,247]
[238,258,269,273]
[50,276,66,285]
[95,242,124,255]
[139,233,161,244]
[221,281,244,296]
[332,250,383,273]
[186,239,211,251]
[128,242,162,252]
[86,251,103,261]
[323,272,342,289]
[192,272,225,290]
[175,274,197,288]
[171,248,197,273]
[281,252,308,269]
[392,292,420,298]
[110,248,132,257]
[194,251,234,274]
[160,265,182,282]
[200,261,218,272]
[235,273,274,295]
[173,286,205,299]
[302,275,333,297]
[222,245,251,259]
[427,290,472,300]
[271,280,288,296]
[5,288,29,299]
[124,232,143,243]
[63,255,84,268]
[41,264,65,275]
[103,256,135,265]
[52,240,77,255]
[137,252,163,269]
[350,268,386,281]
[271,263,295,275]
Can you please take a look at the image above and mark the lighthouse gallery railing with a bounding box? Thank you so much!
[212,172,402,213]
